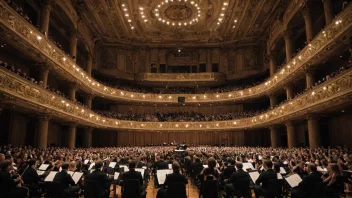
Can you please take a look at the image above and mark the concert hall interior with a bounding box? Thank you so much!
[0,0,352,197]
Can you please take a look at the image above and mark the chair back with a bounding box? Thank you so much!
[166,182,187,198]
[46,181,65,198]
[202,180,219,198]
[122,179,141,198]
[233,179,251,197]
[84,180,100,198]
[266,179,283,197]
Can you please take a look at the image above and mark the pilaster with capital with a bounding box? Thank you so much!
[69,29,79,61]
[307,115,321,149]
[322,0,334,25]
[36,115,51,148]
[286,120,297,148]
[270,125,280,148]
[39,0,54,36]
[67,123,77,149]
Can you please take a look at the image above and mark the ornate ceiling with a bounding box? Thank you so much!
[74,0,290,46]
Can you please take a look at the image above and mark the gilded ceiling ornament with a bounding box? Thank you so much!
[164,5,192,21]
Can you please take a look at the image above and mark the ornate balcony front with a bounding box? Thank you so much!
[1,67,352,131]
[0,2,351,104]
[134,72,226,87]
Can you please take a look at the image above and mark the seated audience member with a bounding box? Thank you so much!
[120,160,146,197]
[201,157,220,180]
[225,162,250,198]
[53,162,80,196]
[85,160,112,198]
[323,163,345,197]
[156,156,169,170]
[291,164,322,198]
[157,162,188,198]
[0,160,28,198]
[254,160,277,198]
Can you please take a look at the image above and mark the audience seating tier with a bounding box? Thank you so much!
[0,67,352,131]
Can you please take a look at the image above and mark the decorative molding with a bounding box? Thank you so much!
[135,72,226,82]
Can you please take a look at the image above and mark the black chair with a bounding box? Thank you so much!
[166,182,187,198]
[233,179,251,198]
[265,179,283,198]
[84,180,102,198]
[200,180,219,198]
[122,179,145,198]
[46,181,65,198]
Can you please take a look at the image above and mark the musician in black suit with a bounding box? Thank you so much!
[53,163,80,195]
[225,162,251,198]
[85,160,112,198]
[156,156,169,170]
[21,159,41,183]
[120,160,146,197]
[0,160,28,197]
[157,161,188,198]
[254,160,278,198]
[291,164,323,198]
[222,158,236,180]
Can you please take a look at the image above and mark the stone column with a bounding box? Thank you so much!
[39,68,49,88]
[323,0,334,25]
[67,83,77,102]
[302,7,314,42]
[69,29,78,61]
[83,128,93,148]
[286,85,294,100]
[36,115,50,148]
[67,123,76,149]
[84,94,93,109]
[306,71,315,89]
[270,126,280,148]
[283,30,295,62]
[308,116,321,149]
[286,121,297,148]
[86,53,93,76]
[269,94,277,108]
[269,52,277,76]
[39,1,52,37]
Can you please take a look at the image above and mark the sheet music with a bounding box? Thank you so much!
[168,164,172,169]
[36,170,45,176]
[59,167,62,172]
[249,171,260,183]
[120,165,128,171]
[203,165,208,168]
[72,172,83,184]
[109,162,117,168]
[277,173,283,179]
[156,170,173,185]
[243,163,255,172]
[90,169,95,173]
[142,166,147,169]
[44,171,58,182]
[67,171,74,176]
[88,163,95,170]
[285,174,302,188]
[84,160,89,164]
[114,172,120,180]
[39,164,49,171]
[280,167,287,174]
[135,168,145,177]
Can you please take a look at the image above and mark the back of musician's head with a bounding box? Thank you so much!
[307,164,317,172]
[263,160,273,169]
[0,160,11,171]
[208,157,216,169]
[172,161,180,172]
[129,160,136,169]
[235,162,243,170]
[61,162,69,170]
[28,159,36,167]
[95,160,103,169]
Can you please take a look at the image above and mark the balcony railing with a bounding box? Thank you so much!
[1,67,351,131]
[135,72,226,82]
[0,2,351,104]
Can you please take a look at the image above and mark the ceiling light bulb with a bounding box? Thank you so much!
[155,13,159,16]
[144,19,148,22]
[190,1,194,4]
[234,19,237,22]
[139,7,144,10]
[166,21,170,24]
[122,4,125,7]
[125,14,129,16]
[224,2,228,5]
[128,19,131,22]
[123,8,127,11]
[131,26,134,29]
[221,13,224,16]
